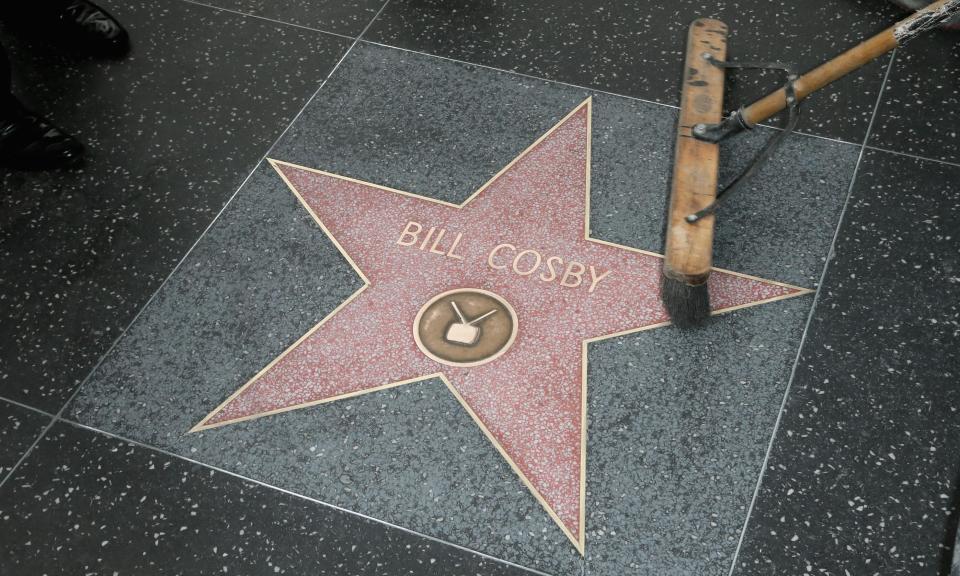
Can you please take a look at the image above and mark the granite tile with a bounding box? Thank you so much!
[869,30,960,164]
[194,0,384,36]
[585,298,812,576]
[733,149,960,576]
[0,421,537,576]
[0,399,50,478]
[0,0,350,411]
[367,0,905,143]
[67,43,858,572]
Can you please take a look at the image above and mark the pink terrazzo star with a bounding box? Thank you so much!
[192,99,810,552]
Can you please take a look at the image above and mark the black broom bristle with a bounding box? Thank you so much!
[661,275,710,327]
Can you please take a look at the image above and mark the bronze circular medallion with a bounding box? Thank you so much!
[413,288,518,367]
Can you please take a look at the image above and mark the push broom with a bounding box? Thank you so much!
[661,0,960,326]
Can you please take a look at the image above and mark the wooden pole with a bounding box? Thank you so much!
[741,0,960,127]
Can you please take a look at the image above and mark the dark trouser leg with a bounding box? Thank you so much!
[0,41,20,118]
[0,39,84,169]
[1,42,12,105]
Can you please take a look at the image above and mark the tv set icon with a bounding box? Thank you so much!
[444,301,497,347]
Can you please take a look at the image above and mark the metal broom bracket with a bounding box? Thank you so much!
[686,57,802,223]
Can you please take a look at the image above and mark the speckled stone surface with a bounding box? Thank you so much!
[67,43,860,574]
[732,149,960,576]
[585,298,813,576]
[196,0,384,35]
[870,31,960,164]
[0,422,535,576]
[366,0,904,143]
[0,400,49,478]
[0,0,350,412]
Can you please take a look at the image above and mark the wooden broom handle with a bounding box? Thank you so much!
[741,0,960,127]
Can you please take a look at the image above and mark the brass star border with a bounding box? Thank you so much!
[191,99,812,553]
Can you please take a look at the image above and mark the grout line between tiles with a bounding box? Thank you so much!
[863,144,960,169]
[357,39,877,149]
[0,413,59,488]
[163,0,882,153]
[723,47,900,576]
[162,0,960,171]
[358,40,684,111]
[155,5,960,171]
[175,0,355,40]
[54,417,557,576]
[0,395,57,419]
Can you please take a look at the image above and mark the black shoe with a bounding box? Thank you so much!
[54,0,130,58]
[0,100,84,170]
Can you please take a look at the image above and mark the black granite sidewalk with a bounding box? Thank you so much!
[1,1,957,574]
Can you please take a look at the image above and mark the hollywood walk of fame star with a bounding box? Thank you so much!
[191,99,810,552]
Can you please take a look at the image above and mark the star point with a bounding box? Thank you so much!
[193,99,808,552]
